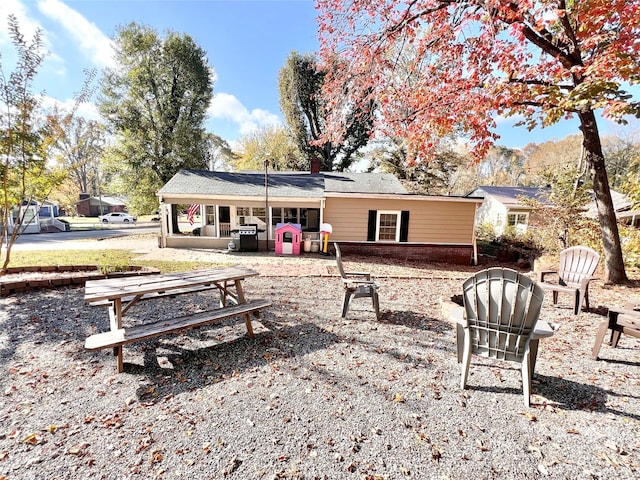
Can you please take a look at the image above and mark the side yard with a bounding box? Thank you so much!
[0,262,638,479]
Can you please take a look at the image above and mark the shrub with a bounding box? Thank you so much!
[619,224,640,270]
[493,232,545,265]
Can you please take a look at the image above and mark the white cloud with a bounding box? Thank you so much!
[0,0,48,47]
[495,112,524,126]
[0,0,51,62]
[40,95,100,121]
[37,0,115,69]
[208,92,281,137]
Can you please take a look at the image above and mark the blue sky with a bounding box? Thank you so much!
[1,0,637,163]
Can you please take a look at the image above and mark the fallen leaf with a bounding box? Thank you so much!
[22,433,41,445]
[431,443,442,461]
[476,440,490,451]
[393,392,405,403]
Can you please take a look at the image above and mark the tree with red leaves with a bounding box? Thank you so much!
[317,0,640,284]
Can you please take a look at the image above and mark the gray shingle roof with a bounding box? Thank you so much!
[323,172,407,194]
[158,169,407,197]
[466,186,550,206]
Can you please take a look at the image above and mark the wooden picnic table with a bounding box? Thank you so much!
[84,266,271,372]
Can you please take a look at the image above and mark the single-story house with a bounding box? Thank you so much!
[465,186,550,235]
[76,194,128,217]
[617,210,640,228]
[157,169,484,265]
[584,189,633,221]
[468,185,635,235]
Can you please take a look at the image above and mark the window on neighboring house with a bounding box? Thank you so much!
[507,213,528,227]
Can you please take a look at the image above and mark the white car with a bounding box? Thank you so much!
[99,212,137,223]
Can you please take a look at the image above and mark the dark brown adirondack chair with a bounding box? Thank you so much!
[334,243,380,320]
[536,246,600,315]
[592,299,640,360]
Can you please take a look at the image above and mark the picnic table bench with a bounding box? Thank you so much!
[84,266,271,372]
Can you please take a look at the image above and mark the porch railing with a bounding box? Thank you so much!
[219,222,231,237]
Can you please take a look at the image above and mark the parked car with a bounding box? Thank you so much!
[98,212,137,223]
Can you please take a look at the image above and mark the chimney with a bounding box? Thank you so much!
[311,157,321,174]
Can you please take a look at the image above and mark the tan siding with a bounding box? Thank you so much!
[324,198,476,244]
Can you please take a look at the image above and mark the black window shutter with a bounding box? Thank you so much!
[400,210,410,242]
[367,210,377,241]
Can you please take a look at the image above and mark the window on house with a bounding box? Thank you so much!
[252,207,266,228]
[507,213,528,227]
[376,211,401,241]
[284,207,298,224]
[271,207,283,226]
[236,207,250,225]
[205,205,215,225]
[301,208,320,231]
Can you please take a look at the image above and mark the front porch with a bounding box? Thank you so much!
[159,202,322,251]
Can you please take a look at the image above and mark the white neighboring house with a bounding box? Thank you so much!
[7,204,41,234]
[465,186,550,236]
[467,185,635,236]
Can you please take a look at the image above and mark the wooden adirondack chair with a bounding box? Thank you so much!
[536,246,600,315]
[592,299,640,360]
[460,267,546,407]
[334,243,380,320]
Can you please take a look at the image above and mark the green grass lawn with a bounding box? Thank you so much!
[2,249,227,274]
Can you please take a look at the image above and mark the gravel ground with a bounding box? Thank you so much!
[1,238,639,479]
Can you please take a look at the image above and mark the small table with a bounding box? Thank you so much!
[84,266,269,372]
[592,305,640,360]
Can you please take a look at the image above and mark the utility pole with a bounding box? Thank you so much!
[264,159,269,249]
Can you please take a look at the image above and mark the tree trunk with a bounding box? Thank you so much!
[578,110,628,284]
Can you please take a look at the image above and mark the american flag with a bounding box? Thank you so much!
[187,204,200,225]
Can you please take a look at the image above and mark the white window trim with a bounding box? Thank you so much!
[507,212,529,226]
[376,210,401,242]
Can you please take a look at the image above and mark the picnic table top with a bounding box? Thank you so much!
[83,265,260,303]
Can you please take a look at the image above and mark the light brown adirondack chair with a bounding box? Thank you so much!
[536,246,600,315]
[334,243,380,320]
[460,267,546,407]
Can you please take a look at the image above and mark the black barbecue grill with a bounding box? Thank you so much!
[238,224,259,251]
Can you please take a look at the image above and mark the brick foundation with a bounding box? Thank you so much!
[333,243,475,265]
